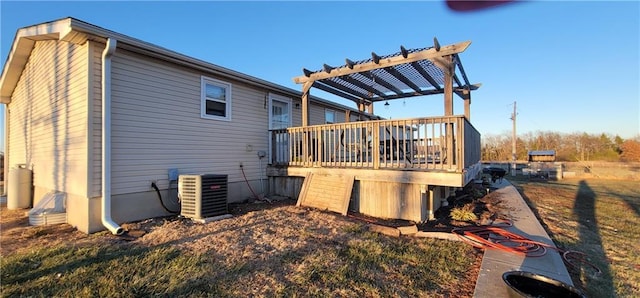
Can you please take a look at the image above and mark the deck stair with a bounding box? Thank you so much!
[296,173,354,215]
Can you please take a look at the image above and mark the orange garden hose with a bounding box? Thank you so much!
[452,223,601,274]
[343,214,601,275]
[452,225,548,257]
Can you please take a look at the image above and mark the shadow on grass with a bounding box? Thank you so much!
[1,245,153,295]
[511,178,616,297]
[597,183,640,219]
[571,180,614,296]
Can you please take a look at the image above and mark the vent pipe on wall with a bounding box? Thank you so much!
[101,38,124,235]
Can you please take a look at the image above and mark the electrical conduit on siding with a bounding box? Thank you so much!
[101,38,124,235]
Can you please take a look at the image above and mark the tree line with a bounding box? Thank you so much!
[481,131,640,162]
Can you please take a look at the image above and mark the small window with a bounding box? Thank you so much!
[325,109,336,124]
[201,76,232,121]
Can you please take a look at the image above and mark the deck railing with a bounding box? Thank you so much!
[270,115,480,172]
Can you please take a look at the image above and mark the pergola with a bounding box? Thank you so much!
[293,38,480,126]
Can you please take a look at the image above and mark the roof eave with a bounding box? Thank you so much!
[1,17,373,116]
[66,18,309,102]
[0,18,74,104]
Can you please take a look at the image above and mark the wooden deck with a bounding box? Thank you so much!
[269,115,480,180]
[267,116,482,222]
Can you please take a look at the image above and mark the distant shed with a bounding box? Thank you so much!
[528,150,556,162]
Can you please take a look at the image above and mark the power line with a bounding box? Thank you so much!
[510,101,517,176]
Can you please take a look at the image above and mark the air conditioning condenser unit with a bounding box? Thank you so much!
[178,174,228,219]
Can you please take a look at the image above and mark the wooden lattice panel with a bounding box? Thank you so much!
[296,173,354,215]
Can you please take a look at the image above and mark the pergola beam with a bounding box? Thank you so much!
[318,79,370,99]
[340,75,387,98]
[454,54,471,87]
[430,56,453,76]
[359,85,479,103]
[383,67,422,93]
[453,74,463,88]
[369,88,444,101]
[364,71,403,95]
[454,83,481,99]
[373,85,478,102]
[312,81,365,104]
[410,61,442,91]
[294,41,471,84]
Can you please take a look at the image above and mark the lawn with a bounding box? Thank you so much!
[7,176,635,297]
[0,201,481,297]
[511,177,640,297]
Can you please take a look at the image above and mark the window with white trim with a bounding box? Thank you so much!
[201,76,232,121]
[325,109,337,124]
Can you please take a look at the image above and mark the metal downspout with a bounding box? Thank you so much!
[3,105,8,196]
[101,38,123,235]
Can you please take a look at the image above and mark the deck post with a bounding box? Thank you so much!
[462,90,471,170]
[373,121,380,169]
[271,130,277,164]
[457,117,464,171]
[316,126,323,167]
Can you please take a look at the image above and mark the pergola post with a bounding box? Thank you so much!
[366,103,374,115]
[443,55,454,116]
[463,89,471,120]
[301,81,312,166]
[441,55,454,168]
[301,81,312,127]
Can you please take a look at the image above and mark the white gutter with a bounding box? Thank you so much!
[101,38,123,235]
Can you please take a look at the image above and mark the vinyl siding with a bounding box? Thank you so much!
[291,99,302,126]
[90,41,103,197]
[309,105,326,125]
[101,48,363,198]
[7,40,88,198]
[110,49,274,196]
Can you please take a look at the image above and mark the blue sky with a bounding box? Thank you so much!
[1,1,639,153]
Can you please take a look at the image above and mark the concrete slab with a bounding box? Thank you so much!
[191,213,233,224]
[473,179,573,297]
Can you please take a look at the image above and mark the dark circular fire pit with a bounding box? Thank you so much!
[502,271,585,298]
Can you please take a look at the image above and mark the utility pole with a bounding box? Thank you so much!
[510,101,517,176]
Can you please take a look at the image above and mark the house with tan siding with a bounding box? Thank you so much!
[0,18,377,234]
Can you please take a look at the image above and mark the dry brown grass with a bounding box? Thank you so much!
[1,200,481,297]
[511,177,640,297]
